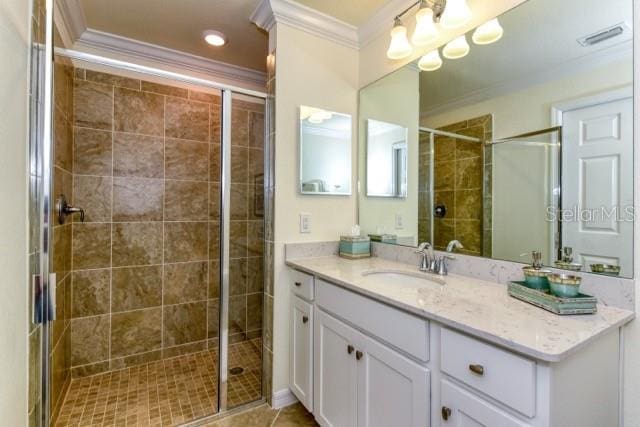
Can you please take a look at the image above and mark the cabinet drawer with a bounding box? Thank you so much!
[441,328,536,417]
[316,279,429,362]
[291,269,314,301]
[441,380,530,427]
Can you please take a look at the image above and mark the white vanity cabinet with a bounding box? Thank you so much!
[288,267,624,427]
[314,308,430,427]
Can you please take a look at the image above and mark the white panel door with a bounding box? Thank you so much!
[357,334,430,427]
[290,295,313,411]
[562,95,633,275]
[440,380,529,427]
[314,308,358,427]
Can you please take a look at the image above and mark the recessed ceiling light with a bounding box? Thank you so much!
[203,30,226,47]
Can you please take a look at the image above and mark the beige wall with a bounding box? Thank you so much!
[358,66,420,244]
[0,0,30,424]
[272,22,359,393]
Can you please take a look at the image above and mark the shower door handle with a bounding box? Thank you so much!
[47,273,57,322]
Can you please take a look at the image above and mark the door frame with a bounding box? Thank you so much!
[550,85,634,264]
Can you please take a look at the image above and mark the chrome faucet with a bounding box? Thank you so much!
[446,240,464,253]
[416,242,454,276]
[415,242,433,272]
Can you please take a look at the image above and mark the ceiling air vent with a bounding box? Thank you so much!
[578,23,630,47]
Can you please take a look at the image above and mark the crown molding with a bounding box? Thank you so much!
[420,42,633,118]
[53,0,87,48]
[359,0,415,48]
[74,29,267,89]
[251,0,359,50]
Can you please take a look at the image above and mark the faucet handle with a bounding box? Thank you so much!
[437,255,455,275]
[416,242,431,253]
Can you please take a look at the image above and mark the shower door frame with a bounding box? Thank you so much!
[42,45,268,425]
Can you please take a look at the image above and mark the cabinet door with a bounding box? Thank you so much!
[290,295,313,411]
[357,334,430,427]
[314,308,358,427]
[440,380,530,427]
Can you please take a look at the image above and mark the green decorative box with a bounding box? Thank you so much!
[339,235,370,259]
[508,281,597,315]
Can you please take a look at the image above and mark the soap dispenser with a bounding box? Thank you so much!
[520,250,551,290]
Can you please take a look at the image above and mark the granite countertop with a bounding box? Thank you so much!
[286,255,635,362]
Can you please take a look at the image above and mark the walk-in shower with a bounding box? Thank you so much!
[28,3,272,424]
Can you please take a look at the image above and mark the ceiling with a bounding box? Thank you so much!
[80,0,269,72]
[420,0,633,114]
[293,0,389,26]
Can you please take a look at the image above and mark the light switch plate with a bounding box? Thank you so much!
[395,213,404,229]
[300,213,312,233]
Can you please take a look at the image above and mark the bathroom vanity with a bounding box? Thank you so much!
[286,255,633,427]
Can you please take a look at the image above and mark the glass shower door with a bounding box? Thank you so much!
[221,93,265,409]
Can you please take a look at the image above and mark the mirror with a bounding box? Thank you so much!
[366,119,408,198]
[299,106,352,195]
[358,0,634,277]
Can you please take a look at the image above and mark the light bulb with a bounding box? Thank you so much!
[440,0,472,29]
[443,35,470,59]
[386,19,413,60]
[319,111,332,120]
[202,30,226,46]
[411,6,439,46]
[308,112,325,124]
[472,18,504,45]
[418,49,443,71]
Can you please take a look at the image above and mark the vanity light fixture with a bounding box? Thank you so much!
[440,0,472,29]
[418,49,443,71]
[203,30,226,47]
[472,18,504,45]
[443,34,470,59]
[411,1,440,46]
[387,18,413,59]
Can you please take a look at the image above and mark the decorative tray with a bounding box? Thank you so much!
[508,281,597,315]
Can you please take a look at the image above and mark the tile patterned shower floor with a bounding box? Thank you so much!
[56,339,262,426]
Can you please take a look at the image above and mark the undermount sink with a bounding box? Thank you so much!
[361,269,445,289]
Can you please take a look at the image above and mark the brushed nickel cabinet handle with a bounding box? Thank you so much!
[347,345,354,355]
[356,350,363,361]
[294,281,302,287]
[441,406,452,421]
[302,315,309,324]
[469,364,484,376]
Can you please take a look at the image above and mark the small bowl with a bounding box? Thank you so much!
[590,264,620,276]
[522,266,551,290]
[554,261,583,272]
[548,273,581,298]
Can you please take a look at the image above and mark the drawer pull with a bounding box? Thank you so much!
[469,364,484,376]
[347,345,354,355]
[356,350,363,361]
[441,406,452,421]
[294,281,302,287]
[302,315,309,324]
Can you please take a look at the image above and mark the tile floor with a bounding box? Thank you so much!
[56,339,263,426]
[202,403,317,427]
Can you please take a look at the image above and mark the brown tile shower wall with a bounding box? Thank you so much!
[69,69,265,378]
[419,115,493,256]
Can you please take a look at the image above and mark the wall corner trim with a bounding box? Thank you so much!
[54,0,88,48]
[251,0,359,50]
[271,388,299,409]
